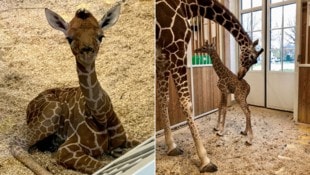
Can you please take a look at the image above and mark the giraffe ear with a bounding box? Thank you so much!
[253,39,259,46]
[45,8,68,33]
[99,3,121,30]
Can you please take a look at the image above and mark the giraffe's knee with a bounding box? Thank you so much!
[57,146,76,168]
[186,101,193,115]
[57,146,103,174]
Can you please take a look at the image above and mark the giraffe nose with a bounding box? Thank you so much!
[81,46,94,53]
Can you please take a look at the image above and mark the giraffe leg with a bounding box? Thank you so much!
[213,99,222,131]
[235,91,253,145]
[171,64,217,172]
[239,104,253,145]
[56,138,104,174]
[10,100,63,175]
[156,50,183,156]
[215,92,227,136]
[107,111,140,158]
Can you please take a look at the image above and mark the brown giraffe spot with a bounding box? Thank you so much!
[215,14,225,24]
[205,7,215,19]
[198,0,213,6]
[165,0,179,10]
[157,2,174,28]
[160,29,174,47]
[213,3,224,14]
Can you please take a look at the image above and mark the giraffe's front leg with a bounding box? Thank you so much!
[171,63,217,172]
[57,140,104,174]
[107,112,140,158]
[158,81,183,156]
[156,51,183,156]
[241,107,253,145]
[213,108,221,132]
[215,89,228,136]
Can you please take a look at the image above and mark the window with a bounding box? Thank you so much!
[240,0,263,71]
[270,2,296,72]
[240,0,296,72]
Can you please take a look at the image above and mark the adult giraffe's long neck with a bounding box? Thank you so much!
[185,0,252,47]
[76,61,113,121]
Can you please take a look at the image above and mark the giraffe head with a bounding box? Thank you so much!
[194,40,216,54]
[238,39,264,79]
[45,3,121,66]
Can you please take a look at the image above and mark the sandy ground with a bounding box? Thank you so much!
[156,105,310,175]
[0,0,154,174]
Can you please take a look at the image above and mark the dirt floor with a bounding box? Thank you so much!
[0,0,154,174]
[156,105,310,175]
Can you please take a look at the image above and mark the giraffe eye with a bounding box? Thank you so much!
[66,37,73,44]
[98,35,105,42]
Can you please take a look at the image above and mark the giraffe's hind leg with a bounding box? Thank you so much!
[235,90,253,145]
[10,99,63,175]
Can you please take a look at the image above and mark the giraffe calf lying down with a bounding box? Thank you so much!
[195,41,253,145]
[10,2,139,175]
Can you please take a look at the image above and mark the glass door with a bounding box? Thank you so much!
[267,1,296,111]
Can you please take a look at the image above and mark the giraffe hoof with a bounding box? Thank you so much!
[216,131,224,136]
[200,162,218,173]
[213,127,219,131]
[240,131,247,136]
[167,147,183,156]
[245,140,252,146]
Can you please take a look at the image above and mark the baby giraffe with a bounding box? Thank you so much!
[10,3,139,175]
[195,41,253,145]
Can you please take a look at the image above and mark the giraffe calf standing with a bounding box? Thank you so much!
[195,41,253,145]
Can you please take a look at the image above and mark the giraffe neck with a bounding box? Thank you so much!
[208,50,232,78]
[76,61,112,117]
[183,0,252,46]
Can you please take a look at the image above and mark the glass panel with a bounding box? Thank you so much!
[270,49,282,71]
[241,0,251,10]
[253,31,262,49]
[252,11,262,31]
[270,29,282,50]
[242,13,251,32]
[253,55,263,71]
[283,28,295,47]
[253,0,262,7]
[251,31,262,71]
[283,4,296,27]
[271,6,283,29]
[270,29,282,71]
[271,0,283,3]
[283,49,295,71]
[247,32,252,39]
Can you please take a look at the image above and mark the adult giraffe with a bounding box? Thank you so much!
[156,0,264,172]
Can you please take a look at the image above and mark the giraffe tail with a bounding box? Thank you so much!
[9,143,53,175]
